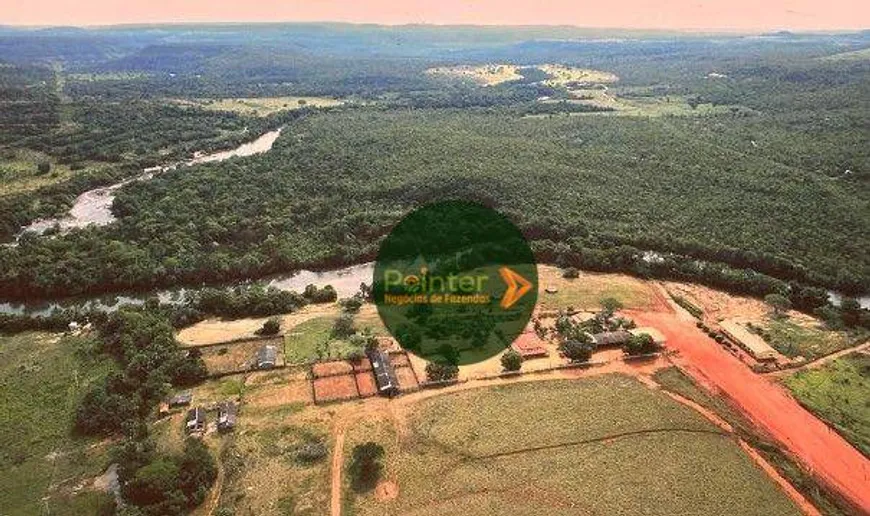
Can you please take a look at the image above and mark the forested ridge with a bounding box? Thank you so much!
[0,26,867,306]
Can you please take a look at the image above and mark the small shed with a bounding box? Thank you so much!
[367,350,399,397]
[169,392,193,408]
[255,345,278,369]
[217,402,238,432]
[186,407,206,433]
[591,330,632,348]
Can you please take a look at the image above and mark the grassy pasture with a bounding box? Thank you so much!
[783,353,870,457]
[763,319,852,360]
[536,265,658,311]
[214,403,331,515]
[345,376,801,516]
[0,149,110,196]
[0,332,116,514]
[284,316,364,364]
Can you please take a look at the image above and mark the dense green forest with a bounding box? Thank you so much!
[0,25,868,306]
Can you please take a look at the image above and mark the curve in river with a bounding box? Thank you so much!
[20,128,283,235]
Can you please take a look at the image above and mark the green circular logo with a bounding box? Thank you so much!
[374,201,538,366]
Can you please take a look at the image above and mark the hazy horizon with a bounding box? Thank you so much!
[2,0,867,31]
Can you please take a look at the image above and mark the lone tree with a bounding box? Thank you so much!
[256,317,281,336]
[36,161,51,174]
[623,333,660,356]
[501,348,523,372]
[425,362,459,382]
[562,267,579,279]
[340,295,364,314]
[331,313,356,339]
[764,293,792,318]
[349,442,385,493]
[559,339,595,363]
[600,297,623,318]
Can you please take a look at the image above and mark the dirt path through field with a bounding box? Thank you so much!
[628,309,870,514]
[330,427,346,516]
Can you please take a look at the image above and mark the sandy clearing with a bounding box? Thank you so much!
[177,303,337,346]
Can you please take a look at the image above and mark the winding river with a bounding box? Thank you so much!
[20,128,283,235]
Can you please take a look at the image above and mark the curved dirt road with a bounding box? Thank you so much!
[628,309,870,514]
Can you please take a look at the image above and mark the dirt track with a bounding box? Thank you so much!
[628,308,870,514]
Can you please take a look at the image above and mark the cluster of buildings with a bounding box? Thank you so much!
[166,392,238,435]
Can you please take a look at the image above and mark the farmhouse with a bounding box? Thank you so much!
[169,392,193,408]
[591,330,633,348]
[367,349,399,396]
[186,407,206,433]
[511,332,549,358]
[255,345,278,369]
[720,319,778,362]
[217,401,238,432]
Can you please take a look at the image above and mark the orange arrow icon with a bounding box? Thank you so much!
[499,266,533,309]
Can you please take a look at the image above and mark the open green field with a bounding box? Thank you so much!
[284,316,364,364]
[0,332,116,515]
[783,353,870,457]
[763,320,853,360]
[344,376,801,516]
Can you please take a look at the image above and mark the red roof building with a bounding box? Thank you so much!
[511,332,549,359]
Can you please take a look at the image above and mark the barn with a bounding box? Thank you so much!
[367,349,399,396]
[720,319,778,362]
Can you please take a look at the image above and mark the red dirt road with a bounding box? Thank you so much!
[628,309,870,514]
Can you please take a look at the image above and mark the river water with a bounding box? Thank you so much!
[0,262,374,317]
[19,128,283,235]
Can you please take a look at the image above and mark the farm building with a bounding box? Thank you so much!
[186,407,206,433]
[511,332,549,358]
[591,330,633,348]
[255,345,278,369]
[629,327,666,347]
[720,319,778,362]
[169,392,193,408]
[367,349,399,396]
[217,401,238,432]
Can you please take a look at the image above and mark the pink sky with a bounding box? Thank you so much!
[2,0,867,31]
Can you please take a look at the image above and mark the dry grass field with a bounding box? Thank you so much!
[187,96,344,116]
[538,64,619,86]
[425,64,522,86]
[344,376,801,516]
[214,403,333,515]
[536,265,662,311]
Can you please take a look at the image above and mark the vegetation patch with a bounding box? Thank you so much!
[761,319,852,359]
[0,332,115,514]
[783,353,870,457]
